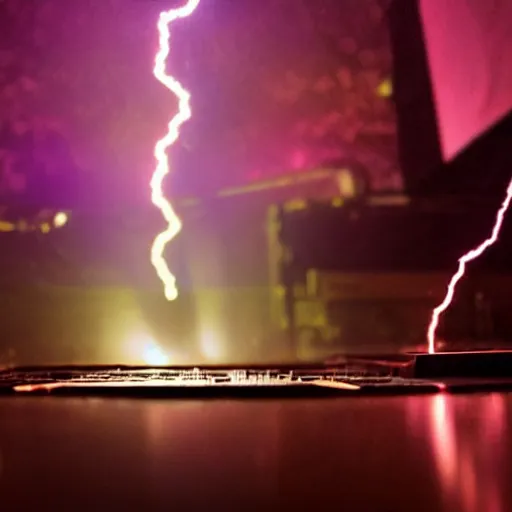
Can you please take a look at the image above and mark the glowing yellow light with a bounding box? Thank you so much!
[53,211,68,228]
[151,0,200,301]
[336,169,356,198]
[125,330,171,366]
[143,345,170,366]
[200,329,223,361]
[376,78,392,98]
[0,221,15,233]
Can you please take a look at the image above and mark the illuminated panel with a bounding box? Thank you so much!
[427,178,512,353]
[151,0,200,300]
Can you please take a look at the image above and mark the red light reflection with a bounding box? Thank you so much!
[410,394,508,512]
[431,395,458,494]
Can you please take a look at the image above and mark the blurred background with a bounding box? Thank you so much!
[1,0,512,366]
[0,0,398,205]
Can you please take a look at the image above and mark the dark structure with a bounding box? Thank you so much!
[389,0,512,200]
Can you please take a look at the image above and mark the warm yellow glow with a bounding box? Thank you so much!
[336,169,356,197]
[53,211,68,228]
[151,0,200,301]
[0,220,15,233]
[143,344,170,366]
[376,78,393,98]
[200,329,223,360]
[0,213,67,233]
[125,331,171,366]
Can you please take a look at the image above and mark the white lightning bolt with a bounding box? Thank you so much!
[427,177,512,353]
[151,0,200,300]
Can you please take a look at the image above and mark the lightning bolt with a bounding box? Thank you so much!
[151,0,200,301]
[427,178,512,353]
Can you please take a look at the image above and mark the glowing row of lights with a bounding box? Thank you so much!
[0,211,68,233]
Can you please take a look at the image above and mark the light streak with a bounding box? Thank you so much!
[427,178,512,353]
[151,0,200,300]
